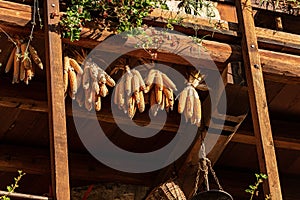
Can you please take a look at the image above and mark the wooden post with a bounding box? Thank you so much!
[44,1,70,199]
[235,0,282,199]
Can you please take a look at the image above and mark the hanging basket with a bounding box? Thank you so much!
[145,180,187,200]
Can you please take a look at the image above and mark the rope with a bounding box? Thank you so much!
[193,142,224,195]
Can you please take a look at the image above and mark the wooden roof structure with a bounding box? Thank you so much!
[0,0,300,199]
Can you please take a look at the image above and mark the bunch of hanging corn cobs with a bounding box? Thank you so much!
[63,56,204,127]
[73,58,116,111]
[114,65,146,119]
[5,42,43,84]
[144,69,177,116]
[177,85,202,127]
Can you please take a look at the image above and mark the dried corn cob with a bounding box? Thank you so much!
[95,95,101,111]
[113,67,146,118]
[99,83,109,97]
[69,58,83,75]
[12,45,21,84]
[68,67,77,97]
[5,47,16,73]
[178,87,188,113]
[137,90,145,112]
[185,87,194,119]
[28,45,43,70]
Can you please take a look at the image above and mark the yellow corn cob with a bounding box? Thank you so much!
[128,96,136,119]
[104,73,115,87]
[76,73,82,89]
[100,83,108,97]
[185,88,194,119]
[5,47,16,73]
[125,73,133,96]
[28,45,43,69]
[20,43,27,81]
[95,95,101,111]
[178,87,188,113]
[117,77,125,109]
[26,68,34,81]
[113,82,120,105]
[193,88,201,126]
[85,92,93,111]
[76,87,85,107]
[155,71,163,91]
[160,94,165,110]
[19,58,26,81]
[68,67,78,96]
[68,87,76,100]
[137,91,145,113]
[163,87,174,110]
[145,69,156,89]
[85,87,93,103]
[165,95,170,112]
[98,71,106,85]
[92,81,100,95]
[63,70,69,94]
[155,84,163,104]
[69,58,83,75]
[82,67,90,90]
[150,89,159,116]
[162,73,177,91]
[132,74,140,93]
[132,69,146,91]
[89,64,98,81]
[12,45,21,84]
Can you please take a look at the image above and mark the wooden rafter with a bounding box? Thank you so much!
[235,0,282,198]
[44,0,70,199]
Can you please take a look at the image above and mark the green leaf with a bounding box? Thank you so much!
[249,185,256,190]
[245,189,253,193]
[7,186,12,192]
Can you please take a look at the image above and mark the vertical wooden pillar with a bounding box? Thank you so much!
[235,0,282,199]
[44,1,70,199]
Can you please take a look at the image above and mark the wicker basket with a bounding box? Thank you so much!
[146,180,187,200]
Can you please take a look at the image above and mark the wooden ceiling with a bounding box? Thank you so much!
[0,0,299,199]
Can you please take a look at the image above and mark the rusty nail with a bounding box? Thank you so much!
[251,44,255,48]
[254,64,259,69]
[51,3,55,7]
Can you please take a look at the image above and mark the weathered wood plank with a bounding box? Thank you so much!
[44,0,70,199]
[235,0,282,198]
[232,132,300,151]
[0,95,236,133]
[0,145,154,186]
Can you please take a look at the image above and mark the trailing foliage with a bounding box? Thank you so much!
[0,171,26,200]
[60,0,220,41]
[246,173,270,200]
[60,0,159,41]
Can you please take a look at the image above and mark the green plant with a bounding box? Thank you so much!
[0,170,26,200]
[246,173,270,200]
[60,0,163,41]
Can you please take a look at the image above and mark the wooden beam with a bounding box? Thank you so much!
[235,0,282,198]
[232,132,300,151]
[0,145,154,186]
[44,1,70,199]
[0,95,236,133]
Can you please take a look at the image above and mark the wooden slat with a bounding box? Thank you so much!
[0,1,31,26]
[0,145,154,186]
[44,1,70,199]
[0,95,237,134]
[232,133,300,151]
[235,0,282,198]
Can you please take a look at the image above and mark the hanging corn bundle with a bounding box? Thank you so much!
[114,65,146,119]
[63,56,84,99]
[177,70,207,127]
[5,42,43,85]
[144,69,177,116]
[75,58,115,111]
